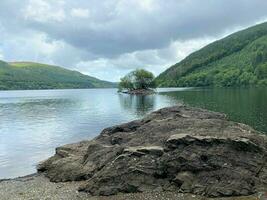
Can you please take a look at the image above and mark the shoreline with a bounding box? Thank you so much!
[0,173,37,182]
[0,174,263,200]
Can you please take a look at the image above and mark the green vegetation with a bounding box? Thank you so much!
[156,22,267,87]
[0,61,116,90]
[118,69,155,91]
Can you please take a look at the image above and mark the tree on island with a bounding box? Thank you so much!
[118,69,156,93]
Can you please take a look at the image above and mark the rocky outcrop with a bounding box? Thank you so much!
[38,105,267,197]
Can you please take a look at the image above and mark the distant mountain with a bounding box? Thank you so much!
[156,22,267,87]
[0,61,116,90]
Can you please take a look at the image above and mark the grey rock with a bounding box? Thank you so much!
[124,146,164,156]
[38,105,267,197]
[173,171,194,192]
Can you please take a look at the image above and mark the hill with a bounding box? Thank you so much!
[156,22,267,87]
[0,61,116,90]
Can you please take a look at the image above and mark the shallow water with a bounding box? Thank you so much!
[0,87,266,179]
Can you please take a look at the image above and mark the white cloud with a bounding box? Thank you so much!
[0,50,4,60]
[28,33,66,63]
[170,38,216,61]
[0,29,89,67]
[136,0,158,12]
[116,0,159,12]
[71,8,90,18]
[23,0,66,22]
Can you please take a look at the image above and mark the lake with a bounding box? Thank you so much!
[0,87,266,179]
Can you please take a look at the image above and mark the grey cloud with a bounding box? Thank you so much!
[16,0,267,57]
[0,0,267,81]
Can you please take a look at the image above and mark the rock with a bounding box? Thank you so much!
[38,105,267,197]
[37,141,92,182]
[173,171,194,192]
[166,134,262,152]
[124,146,164,156]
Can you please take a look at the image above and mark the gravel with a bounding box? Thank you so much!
[0,174,263,200]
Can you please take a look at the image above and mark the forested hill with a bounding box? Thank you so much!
[0,61,116,90]
[156,22,267,87]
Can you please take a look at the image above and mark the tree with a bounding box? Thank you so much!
[255,63,267,79]
[118,74,134,91]
[119,69,155,91]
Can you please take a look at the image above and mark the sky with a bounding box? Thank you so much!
[0,0,267,82]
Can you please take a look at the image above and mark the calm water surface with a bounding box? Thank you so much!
[0,87,266,179]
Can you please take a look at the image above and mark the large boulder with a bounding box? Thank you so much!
[38,105,267,197]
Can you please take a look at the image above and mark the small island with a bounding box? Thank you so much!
[118,69,156,95]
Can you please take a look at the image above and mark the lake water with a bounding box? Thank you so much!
[0,87,266,179]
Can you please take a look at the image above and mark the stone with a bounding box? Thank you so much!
[38,105,267,197]
[124,146,164,156]
[173,171,194,192]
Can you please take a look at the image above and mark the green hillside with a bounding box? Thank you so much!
[0,61,116,90]
[156,22,267,87]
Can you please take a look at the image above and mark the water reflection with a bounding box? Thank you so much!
[118,93,156,117]
[159,87,267,133]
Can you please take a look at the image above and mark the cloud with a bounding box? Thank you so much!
[0,28,89,67]
[71,8,90,18]
[75,37,215,81]
[0,0,267,81]
[23,0,66,22]
[0,50,4,60]
[17,0,267,57]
